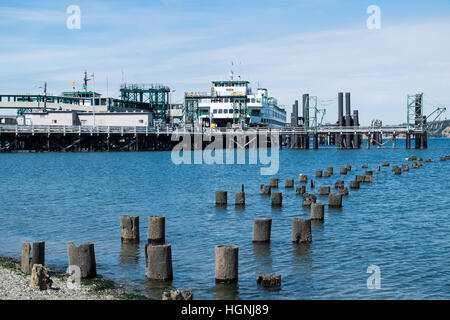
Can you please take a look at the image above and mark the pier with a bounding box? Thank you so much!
[0,123,430,152]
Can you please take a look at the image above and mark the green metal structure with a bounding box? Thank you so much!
[120,84,170,122]
[308,96,326,134]
[184,97,199,126]
[231,97,248,125]
[407,93,424,131]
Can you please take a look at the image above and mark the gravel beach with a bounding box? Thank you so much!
[0,265,119,300]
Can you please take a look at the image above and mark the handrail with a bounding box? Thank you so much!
[0,124,424,135]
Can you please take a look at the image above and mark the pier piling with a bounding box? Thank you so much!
[328,193,343,208]
[302,193,317,208]
[260,185,271,195]
[67,242,96,279]
[296,186,306,195]
[334,180,344,189]
[145,244,173,281]
[284,179,294,188]
[257,275,281,288]
[32,242,45,271]
[350,180,360,189]
[252,218,272,243]
[292,218,312,243]
[319,186,331,195]
[215,191,227,206]
[215,245,239,284]
[310,203,325,221]
[299,174,308,184]
[21,242,31,273]
[148,216,165,244]
[271,192,282,207]
[120,215,140,243]
[235,184,245,206]
[269,178,279,188]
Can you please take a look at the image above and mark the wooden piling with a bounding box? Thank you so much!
[319,186,330,195]
[292,218,312,243]
[145,244,173,281]
[67,242,96,279]
[215,245,238,284]
[299,174,308,184]
[269,178,279,188]
[260,185,271,195]
[296,186,306,195]
[271,192,282,207]
[215,191,227,206]
[21,242,31,273]
[310,203,325,221]
[31,242,45,270]
[350,180,360,189]
[328,193,343,208]
[284,179,294,188]
[148,216,165,244]
[120,215,140,243]
[252,218,272,243]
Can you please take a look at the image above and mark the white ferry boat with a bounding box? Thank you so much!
[190,78,286,128]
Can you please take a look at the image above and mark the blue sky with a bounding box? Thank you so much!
[1,0,449,124]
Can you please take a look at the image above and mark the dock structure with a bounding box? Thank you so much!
[0,83,172,122]
[0,89,444,152]
[285,91,446,150]
[0,123,431,152]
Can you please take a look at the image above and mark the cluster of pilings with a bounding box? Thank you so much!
[0,130,281,153]
[289,94,313,149]
[212,152,447,288]
[335,92,362,149]
[0,132,178,152]
[15,152,448,296]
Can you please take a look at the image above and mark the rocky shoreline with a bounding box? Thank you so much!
[0,256,148,300]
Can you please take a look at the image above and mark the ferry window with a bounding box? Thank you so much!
[225,98,229,103]
[219,109,223,114]
[213,109,218,114]
[139,120,144,123]
[251,98,255,103]
[229,109,233,113]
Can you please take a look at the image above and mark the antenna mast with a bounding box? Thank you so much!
[83,71,92,91]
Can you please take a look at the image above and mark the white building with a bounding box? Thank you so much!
[20,111,153,127]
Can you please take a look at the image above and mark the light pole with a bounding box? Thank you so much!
[37,82,47,112]
[91,73,96,127]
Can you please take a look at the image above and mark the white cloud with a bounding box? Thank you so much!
[0,17,449,124]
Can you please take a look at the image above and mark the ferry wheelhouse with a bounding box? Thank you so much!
[188,80,286,128]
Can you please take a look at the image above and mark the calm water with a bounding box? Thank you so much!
[0,138,449,300]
